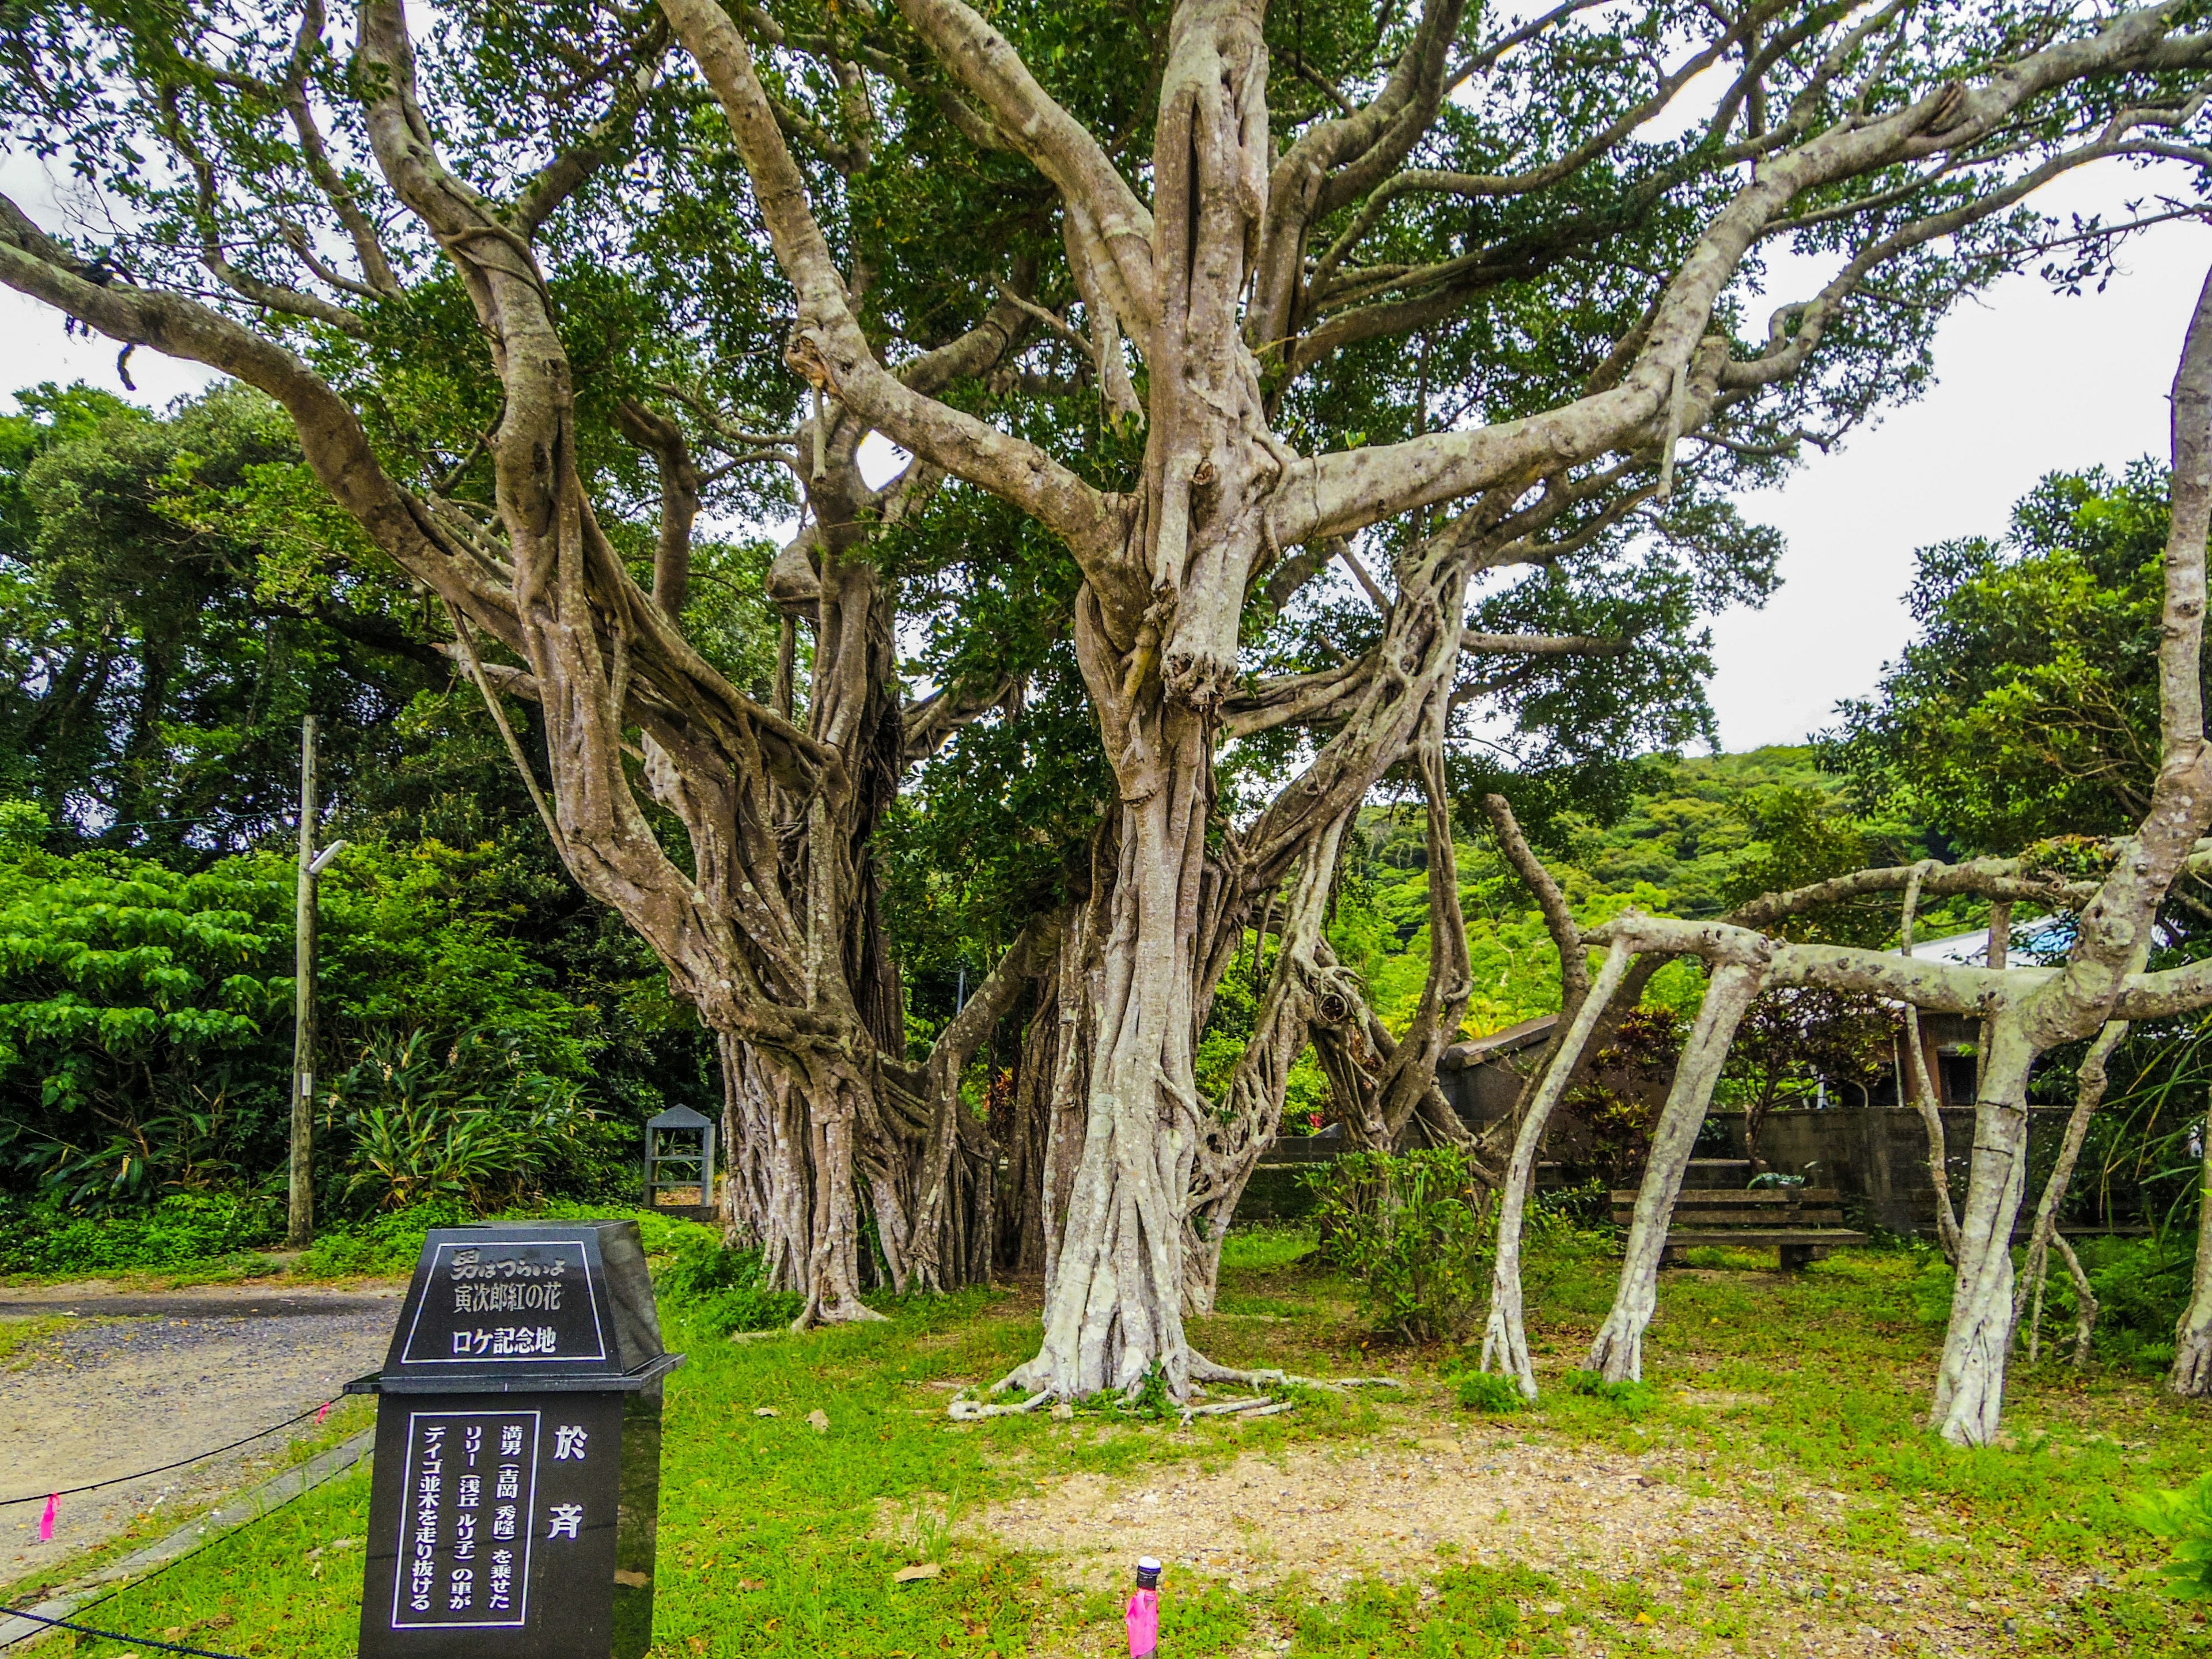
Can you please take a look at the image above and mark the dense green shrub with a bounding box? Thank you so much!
[328,1027,608,1213]
[654,1233,802,1334]
[1563,1368,1656,1414]
[0,818,683,1219]
[0,819,294,1205]
[0,1191,278,1274]
[2128,1472,2212,1601]
[1453,1368,1527,1414]
[1305,1147,1492,1342]
[2017,1233,2194,1371]
[293,1200,465,1278]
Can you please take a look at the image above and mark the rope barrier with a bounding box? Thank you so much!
[0,1607,248,1658]
[0,1401,338,1507]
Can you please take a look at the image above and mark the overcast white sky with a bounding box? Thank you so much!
[1712,181,2212,750]
[2,157,2205,754]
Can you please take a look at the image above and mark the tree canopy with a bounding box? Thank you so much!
[9,0,2212,1412]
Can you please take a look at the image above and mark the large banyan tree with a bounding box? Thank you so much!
[8,0,2212,1397]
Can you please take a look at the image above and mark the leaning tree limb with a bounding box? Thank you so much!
[2172,1083,2212,1397]
[2014,1019,2127,1363]
[1585,950,1771,1384]
[1480,936,1637,1399]
[1899,861,1965,1264]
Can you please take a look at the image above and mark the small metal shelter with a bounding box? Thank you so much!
[643,1104,717,1221]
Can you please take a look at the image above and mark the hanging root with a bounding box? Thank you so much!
[2051,1232,2100,1366]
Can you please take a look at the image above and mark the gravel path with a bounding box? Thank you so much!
[0,1279,404,1584]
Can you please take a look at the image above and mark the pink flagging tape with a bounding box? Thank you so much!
[1124,1588,1158,1657]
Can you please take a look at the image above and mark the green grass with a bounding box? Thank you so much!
[22,1224,2212,1657]
[0,1312,67,1368]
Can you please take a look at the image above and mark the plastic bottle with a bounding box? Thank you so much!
[1125,1556,1161,1657]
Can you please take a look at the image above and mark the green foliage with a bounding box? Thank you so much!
[294,1200,720,1282]
[2024,1233,2196,1372]
[0,1190,278,1275]
[1304,1148,1492,1342]
[1562,1005,1685,1185]
[2127,1473,2212,1601]
[1718,987,1903,1135]
[0,833,292,1203]
[1451,1368,1527,1415]
[656,1234,804,1335]
[1827,461,2192,856]
[1562,1368,1657,1415]
[1289,1565,1561,1656]
[329,1028,599,1213]
[1332,748,1940,1057]
[0,824,699,1218]
[0,385,443,855]
[293,1201,463,1278]
[0,385,727,1221]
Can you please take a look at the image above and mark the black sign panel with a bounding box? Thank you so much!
[362,1391,634,1659]
[391,1409,542,1630]
[398,1238,607,1369]
[354,1220,675,1659]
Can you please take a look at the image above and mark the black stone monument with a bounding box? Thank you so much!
[346,1220,683,1659]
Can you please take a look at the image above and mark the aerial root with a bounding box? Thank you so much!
[1188,1351,1403,1392]
[942,1354,1402,1421]
[788,1298,891,1334]
[947,1388,1054,1421]
[1178,1396,1297,1426]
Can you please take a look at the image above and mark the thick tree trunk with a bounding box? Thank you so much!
[1930,1016,2038,1445]
[1586,955,1767,1383]
[2170,1095,2212,1396]
[999,970,1063,1275]
[1003,718,1211,1399]
[717,1042,886,1321]
[1480,938,1636,1397]
[720,1039,813,1289]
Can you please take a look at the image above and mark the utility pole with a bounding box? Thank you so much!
[289,715,346,1248]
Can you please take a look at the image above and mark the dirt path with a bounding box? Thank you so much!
[0,1279,404,1584]
[974,1416,2049,1659]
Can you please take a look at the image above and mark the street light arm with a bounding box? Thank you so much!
[309,840,349,877]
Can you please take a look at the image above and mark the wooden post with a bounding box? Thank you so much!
[290,715,319,1248]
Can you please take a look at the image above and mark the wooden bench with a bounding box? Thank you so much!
[1608,1187,1869,1271]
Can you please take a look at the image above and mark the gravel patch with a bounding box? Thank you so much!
[974,1425,2036,1657]
[0,1279,401,1583]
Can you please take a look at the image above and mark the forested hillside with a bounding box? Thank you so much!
[1326,747,1942,1038]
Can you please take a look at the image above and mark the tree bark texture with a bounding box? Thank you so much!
[1480,938,1637,1397]
[2014,1020,2125,1363]
[1585,954,1768,1384]
[2172,1091,2212,1396]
